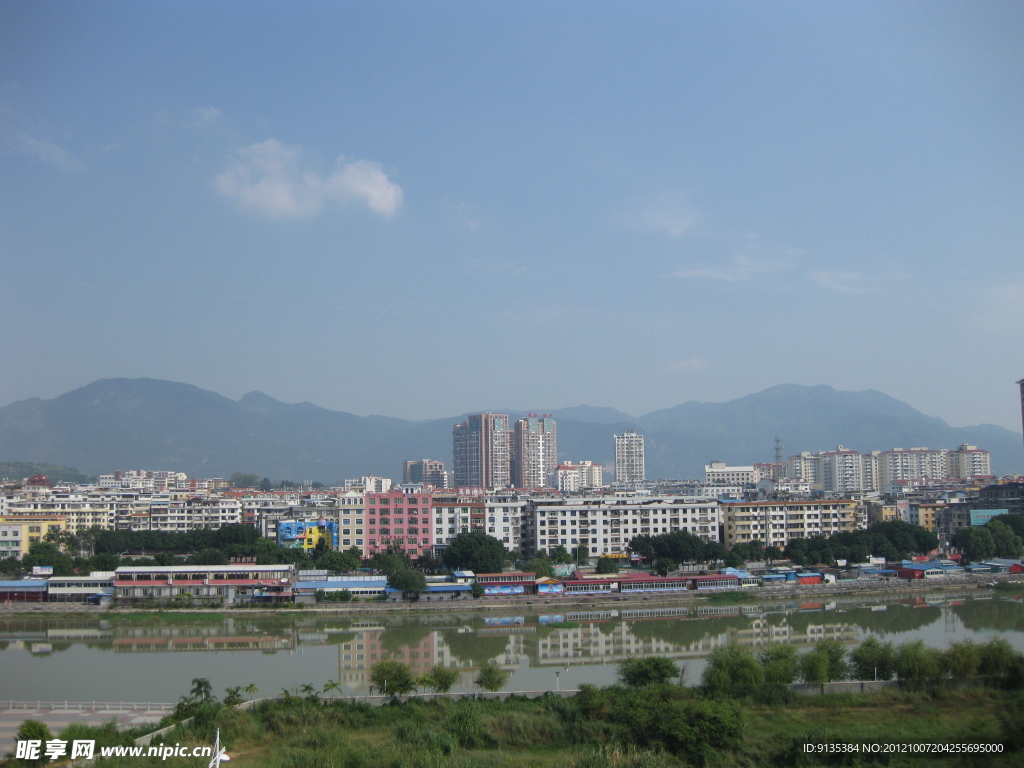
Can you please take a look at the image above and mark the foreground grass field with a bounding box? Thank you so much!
[15,684,1018,768]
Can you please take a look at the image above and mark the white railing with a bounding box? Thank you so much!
[0,701,175,712]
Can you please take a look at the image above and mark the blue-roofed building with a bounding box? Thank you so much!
[294,576,387,603]
[0,579,48,602]
[386,583,473,602]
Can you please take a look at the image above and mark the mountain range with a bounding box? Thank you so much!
[0,378,1020,482]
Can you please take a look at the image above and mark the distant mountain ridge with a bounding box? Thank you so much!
[0,378,1019,481]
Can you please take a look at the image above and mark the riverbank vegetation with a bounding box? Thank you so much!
[11,635,1024,768]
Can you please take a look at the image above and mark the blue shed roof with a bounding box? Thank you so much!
[296,580,385,590]
[0,580,48,590]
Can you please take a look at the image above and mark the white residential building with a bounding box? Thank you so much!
[722,499,861,550]
[704,462,759,485]
[614,429,646,483]
[526,495,721,558]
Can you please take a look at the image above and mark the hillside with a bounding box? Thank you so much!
[0,378,1019,481]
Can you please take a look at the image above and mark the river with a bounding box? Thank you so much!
[3,590,1023,703]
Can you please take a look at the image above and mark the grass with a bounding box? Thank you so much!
[58,684,1022,768]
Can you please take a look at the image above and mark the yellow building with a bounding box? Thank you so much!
[722,500,859,549]
[0,516,68,559]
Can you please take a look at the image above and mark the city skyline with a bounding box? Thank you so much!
[3,3,1023,432]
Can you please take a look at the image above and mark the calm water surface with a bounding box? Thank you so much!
[3,591,1023,702]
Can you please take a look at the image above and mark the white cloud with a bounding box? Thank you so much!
[189,106,222,129]
[8,134,78,171]
[810,269,879,294]
[668,358,711,372]
[215,139,402,218]
[620,192,698,237]
[467,254,528,275]
[672,252,786,282]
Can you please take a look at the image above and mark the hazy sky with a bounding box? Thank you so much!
[2,1,1023,431]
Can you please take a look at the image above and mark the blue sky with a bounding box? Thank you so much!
[2,1,1023,431]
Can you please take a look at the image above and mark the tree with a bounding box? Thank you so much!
[987,519,1024,558]
[701,540,725,566]
[524,557,555,578]
[758,645,799,686]
[703,645,764,696]
[627,535,656,564]
[547,544,574,565]
[849,637,896,681]
[228,473,262,489]
[372,551,411,577]
[799,650,831,684]
[16,720,53,765]
[442,531,507,573]
[595,556,620,574]
[653,557,675,577]
[369,659,416,695]
[317,549,361,572]
[189,548,228,566]
[322,679,341,698]
[422,664,460,694]
[723,550,745,569]
[223,686,243,706]
[814,639,850,682]
[22,542,74,576]
[945,640,982,685]
[474,659,509,692]
[952,526,995,563]
[617,656,680,687]
[659,699,744,767]
[389,568,427,596]
[189,677,215,703]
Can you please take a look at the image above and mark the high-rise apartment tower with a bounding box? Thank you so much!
[452,413,511,488]
[614,428,646,483]
[512,415,557,488]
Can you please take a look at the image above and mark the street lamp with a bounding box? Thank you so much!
[555,670,560,691]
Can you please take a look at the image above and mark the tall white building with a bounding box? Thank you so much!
[512,415,557,488]
[615,429,646,483]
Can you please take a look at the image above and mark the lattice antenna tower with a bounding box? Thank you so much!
[774,436,784,466]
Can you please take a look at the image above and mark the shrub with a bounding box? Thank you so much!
[702,644,764,697]
[617,657,680,687]
[370,659,416,696]
[475,659,510,692]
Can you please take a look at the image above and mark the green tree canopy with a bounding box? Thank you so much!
[369,659,416,695]
[442,531,507,573]
[474,659,510,692]
[617,656,680,687]
[702,644,764,697]
[317,549,362,572]
[389,569,427,594]
[547,544,574,564]
[421,664,460,694]
[228,472,262,488]
[595,556,620,574]
[524,557,554,578]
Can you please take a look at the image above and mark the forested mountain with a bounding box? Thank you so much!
[0,379,1019,482]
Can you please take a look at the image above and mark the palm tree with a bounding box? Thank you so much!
[299,683,318,701]
[243,683,259,699]
[190,677,215,703]
[223,687,243,706]
[321,680,341,699]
